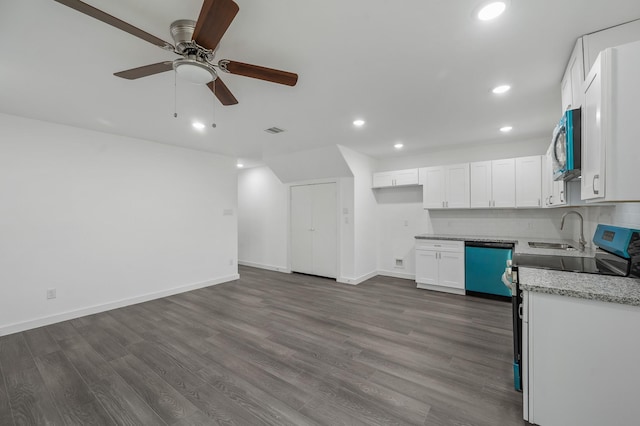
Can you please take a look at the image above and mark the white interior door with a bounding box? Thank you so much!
[291,185,314,275]
[310,183,337,278]
[291,183,337,278]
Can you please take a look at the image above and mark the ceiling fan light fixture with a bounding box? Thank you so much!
[174,59,217,85]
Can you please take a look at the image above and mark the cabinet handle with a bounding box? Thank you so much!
[446,201,449,208]
[538,198,541,206]
[560,190,565,202]
[593,174,600,195]
[518,303,523,320]
[442,201,445,208]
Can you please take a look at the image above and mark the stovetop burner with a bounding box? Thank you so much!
[512,251,631,277]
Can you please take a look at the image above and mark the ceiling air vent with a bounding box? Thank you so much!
[264,127,285,134]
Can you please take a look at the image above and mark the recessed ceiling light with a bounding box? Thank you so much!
[492,84,511,94]
[353,119,365,127]
[500,126,513,132]
[394,143,404,149]
[237,163,244,168]
[192,122,206,130]
[477,1,507,21]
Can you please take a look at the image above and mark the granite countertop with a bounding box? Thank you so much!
[414,233,640,305]
[414,233,596,257]
[518,267,640,307]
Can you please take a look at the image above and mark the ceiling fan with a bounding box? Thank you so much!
[53,0,299,105]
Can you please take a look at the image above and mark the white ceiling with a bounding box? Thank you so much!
[2,1,640,166]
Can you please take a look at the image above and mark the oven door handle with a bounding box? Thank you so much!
[518,303,523,320]
[501,272,515,292]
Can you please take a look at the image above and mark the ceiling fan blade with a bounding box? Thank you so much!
[53,0,173,50]
[220,60,298,86]
[193,0,239,51]
[207,78,238,106]
[114,62,174,80]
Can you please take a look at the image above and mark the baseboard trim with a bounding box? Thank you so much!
[238,260,291,273]
[377,269,415,280]
[337,270,378,285]
[0,274,240,337]
[416,282,465,295]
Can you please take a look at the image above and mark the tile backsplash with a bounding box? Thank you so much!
[428,203,640,246]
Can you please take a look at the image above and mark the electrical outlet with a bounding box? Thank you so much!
[395,258,404,268]
[46,288,56,300]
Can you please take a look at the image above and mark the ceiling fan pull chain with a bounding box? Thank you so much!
[173,70,178,118]
[212,81,217,128]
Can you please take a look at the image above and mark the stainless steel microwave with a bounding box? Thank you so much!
[552,107,581,181]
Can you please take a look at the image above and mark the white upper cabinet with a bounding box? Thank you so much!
[372,168,420,188]
[543,145,567,208]
[582,19,640,76]
[516,156,543,208]
[469,159,521,208]
[560,38,585,113]
[470,161,493,208]
[581,42,640,202]
[491,159,516,208]
[422,164,470,209]
[445,164,471,208]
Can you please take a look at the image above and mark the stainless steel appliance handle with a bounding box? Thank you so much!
[518,303,523,320]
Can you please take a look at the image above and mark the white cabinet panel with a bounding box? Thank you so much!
[445,164,470,208]
[526,292,640,426]
[516,156,542,208]
[423,166,446,209]
[415,250,438,286]
[423,164,469,209]
[372,169,419,188]
[491,159,516,208]
[470,161,493,208]
[438,251,465,290]
[543,146,566,207]
[415,239,464,295]
[560,39,585,113]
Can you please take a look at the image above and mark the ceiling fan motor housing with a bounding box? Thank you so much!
[170,20,197,54]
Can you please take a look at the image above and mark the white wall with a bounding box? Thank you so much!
[0,113,238,335]
[339,146,378,282]
[237,166,288,271]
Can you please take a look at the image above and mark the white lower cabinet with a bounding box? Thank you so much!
[415,239,465,295]
[524,291,640,426]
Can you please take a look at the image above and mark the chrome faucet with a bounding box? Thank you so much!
[560,210,587,251]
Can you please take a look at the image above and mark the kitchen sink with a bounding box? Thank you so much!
[528,241,577,250]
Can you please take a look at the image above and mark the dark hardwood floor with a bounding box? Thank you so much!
[0,266,526,425]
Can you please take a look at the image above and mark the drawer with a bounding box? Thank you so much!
[415,239,464,253]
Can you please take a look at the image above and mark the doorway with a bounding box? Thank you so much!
[290,183,337,278]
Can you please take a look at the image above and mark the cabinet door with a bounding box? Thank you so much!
[560,39,585,113]
[415,250,438,285]
[372,172,394,188]
[491,159,516,208]
[423,166,445,209]
[438,251,465,290]
[470,161,493,208]
[516,156,542,208]
[393,169,420,186]
[445,163,470,208]
[582,57,605,200]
